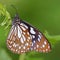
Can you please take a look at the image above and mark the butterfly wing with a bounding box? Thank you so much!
[21,20,51,53]
[7,22,32,54]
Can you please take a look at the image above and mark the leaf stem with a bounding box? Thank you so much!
[19,53,26,60]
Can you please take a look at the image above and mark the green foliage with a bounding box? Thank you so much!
[0,3,11,29]
[0,49,12,60]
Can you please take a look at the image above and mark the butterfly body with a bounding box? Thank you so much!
[7,15,51,54]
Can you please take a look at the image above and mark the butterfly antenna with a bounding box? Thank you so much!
[11,5,18,15]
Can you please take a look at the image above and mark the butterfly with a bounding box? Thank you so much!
[6,14,51,54]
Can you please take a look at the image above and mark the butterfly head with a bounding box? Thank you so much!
[12,14,21,25]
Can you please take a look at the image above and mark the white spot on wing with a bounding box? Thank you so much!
[34,47,36,50]
[23,32,25,35]
[30,27,36,34]
[48,45,50,49]
[20,26,26,31]
[32,35,35,38]
[28,37,30,40]
[21,50,23,53]
[19,46,21,49]
[20,23,28,29]
[32,43,33,46]
[27,39,29,42]
[25,43,29,46]
[13,43,16,47]
[44,41,47,45]
[22,35,26,41]
[38,35,41,39]
[20,38,24,43]
[9,46,12,48]
[33,41,35,43]
[37,45,39,48]
[46,49,48,51]
[23,46,26,49]
[10,41,13,44]
[18,26,22,38]
[27,32,29,35]
[16,49,18,52]
[42,44,45,48]
[38,38,40,42]
[15,26,16,30]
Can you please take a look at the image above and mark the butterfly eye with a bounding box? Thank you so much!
[7,15,51,54]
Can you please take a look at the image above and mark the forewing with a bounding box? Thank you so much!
[7,24,32,54]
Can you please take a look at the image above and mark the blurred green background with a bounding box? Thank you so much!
[0,0,60,60]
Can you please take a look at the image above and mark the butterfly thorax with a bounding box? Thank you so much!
[12,15,21,26]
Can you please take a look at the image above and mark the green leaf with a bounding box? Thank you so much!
[0,3,11,29]
[0,49,12,60]
[44,31,60,47]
